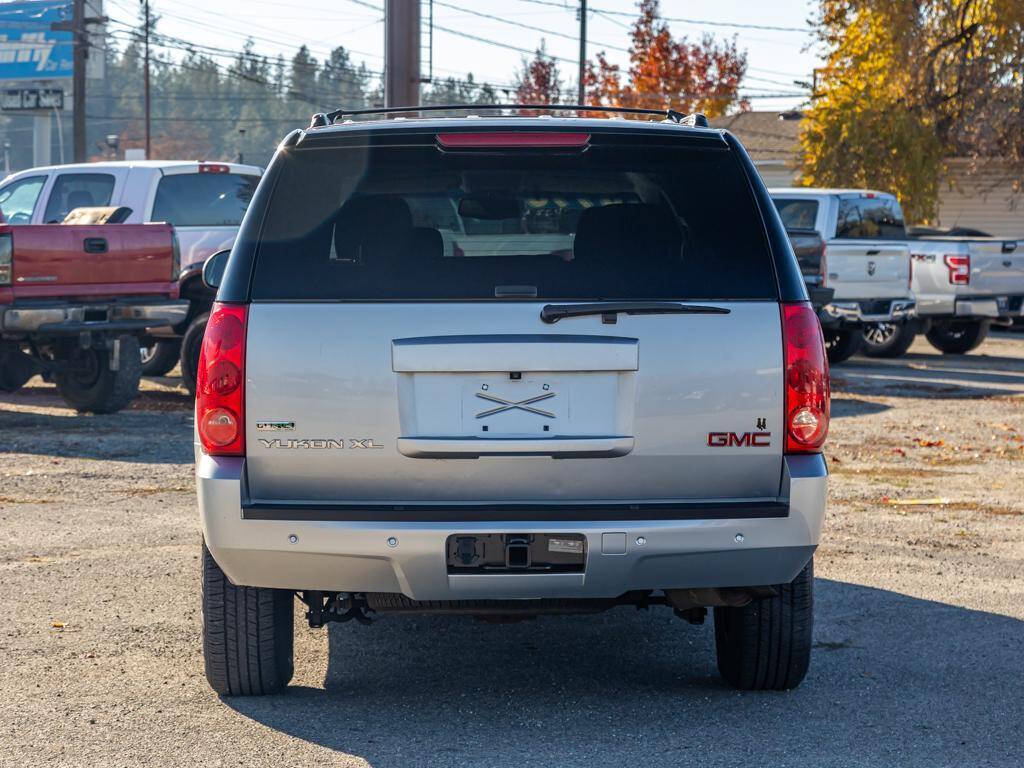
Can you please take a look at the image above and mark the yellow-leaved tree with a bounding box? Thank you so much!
[800,0,1024,223]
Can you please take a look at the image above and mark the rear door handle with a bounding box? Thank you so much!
[866,249,881,255]
[83,237,108,254]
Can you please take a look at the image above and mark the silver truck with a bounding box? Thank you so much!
[770,189,915,363]
[195,107,830,695]
[902,234,1022,354]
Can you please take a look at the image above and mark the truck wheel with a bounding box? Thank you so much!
[55,335,142,414]
[925,320,990,354]
[824,329,861,364]
[714,558,814,691]
[140,339,182,377]
[202,542,294,696]
[180,313,209,396]
[861,322,917,358]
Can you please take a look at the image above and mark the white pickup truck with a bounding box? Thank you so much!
[0,160,262,388]
[770,188,914,362]
[904,233,1022,353]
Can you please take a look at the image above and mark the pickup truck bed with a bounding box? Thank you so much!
[0,220,187,411]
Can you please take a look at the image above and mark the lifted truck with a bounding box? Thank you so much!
[0,215,186,412]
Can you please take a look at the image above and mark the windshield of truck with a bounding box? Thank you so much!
[835,195,906,239]
[151,173,259,227]
[773,198,818,229]
[251,140,778,301]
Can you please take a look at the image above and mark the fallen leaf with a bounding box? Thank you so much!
[891,447,907,457]
[917,439,945,448]
[51,621,66,629]
[885,497,952,506]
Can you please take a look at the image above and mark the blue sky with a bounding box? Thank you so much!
[102,0,821,112]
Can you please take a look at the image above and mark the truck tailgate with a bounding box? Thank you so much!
[965,240,1024,297]
[8,223,176,298]
[827,241,910,299]
[243,302,785,504]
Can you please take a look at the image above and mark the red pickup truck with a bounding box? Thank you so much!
[0,216,187,412]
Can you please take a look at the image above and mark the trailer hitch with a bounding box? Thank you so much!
[301,590,374,628]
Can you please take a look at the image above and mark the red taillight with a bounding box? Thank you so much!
[944,254,970,285]
[782,302,830,454]
[196,302,247,456]
[199,163,230,174]
[436,132,590,148]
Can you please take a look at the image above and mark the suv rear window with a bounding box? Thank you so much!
[251,140,777,301]
[835,195,906,239]
[151,173,258,227]
[773,198,818,229]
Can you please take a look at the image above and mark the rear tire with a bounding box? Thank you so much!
[925,320,989,354]
[714,558,814,691]
[139,339,181,377]
[55,335,141,414]
[180,313,209,396]
[824,329,861,364]
[202,542,294,697]
[861,322,917,358]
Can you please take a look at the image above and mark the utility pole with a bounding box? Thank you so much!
[72,0,86,162]
[577,0,587,105]
[143,0,150,159]
[384,0,420,108]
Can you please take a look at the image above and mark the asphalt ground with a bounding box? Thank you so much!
[2,334,1022,767]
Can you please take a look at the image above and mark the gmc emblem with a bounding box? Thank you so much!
[707,432,772,447]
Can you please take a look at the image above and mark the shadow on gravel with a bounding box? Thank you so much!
[227,579,1024,768]
[832,351,1024,399]
[0,404,193,463]
[829,397,892,418]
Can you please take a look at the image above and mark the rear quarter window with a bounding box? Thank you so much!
[250,137,779,301]
[151,173,258,227]
[773,198,818,229]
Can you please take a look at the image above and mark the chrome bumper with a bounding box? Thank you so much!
[197,453,827,600]
[1,300,189,333]
[822,298,916,324]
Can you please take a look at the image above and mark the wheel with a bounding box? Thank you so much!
[139,339,182,377]
[824,329,861,364]
[202,542,294,696]
[55,335,142,414]
[179,312,209,396]
[861,322,917,358]
[925,320,990,354]
[714,558,814,691]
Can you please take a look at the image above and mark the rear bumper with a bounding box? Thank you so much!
[197,453,827,600]
[820,298,916,326]
[955,295,1024,319]
[1,299,189,334]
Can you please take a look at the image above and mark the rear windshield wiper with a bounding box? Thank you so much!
[540,301,731,323]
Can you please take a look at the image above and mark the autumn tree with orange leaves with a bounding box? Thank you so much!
[585,0,748,118]
[513,41,565,114]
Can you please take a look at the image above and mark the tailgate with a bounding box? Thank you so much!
[9,223,174,296]
[964,240,1024,296]
[244,302,785,503]
[826,241,909,299]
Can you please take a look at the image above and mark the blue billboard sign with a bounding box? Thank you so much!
[0,1,73,82]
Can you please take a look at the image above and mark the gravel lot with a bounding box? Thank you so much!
[2,335,1023,768]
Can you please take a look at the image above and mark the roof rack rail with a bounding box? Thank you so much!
[308,104,709,129]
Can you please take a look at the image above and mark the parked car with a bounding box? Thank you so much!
[195,110,829,695]
[905,234,1022,353]
[771,189,914,363]
[785,226,835,310]
[0,160,262,389]
[0,212,186,412]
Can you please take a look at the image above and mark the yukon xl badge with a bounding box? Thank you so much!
[258,438,384,449]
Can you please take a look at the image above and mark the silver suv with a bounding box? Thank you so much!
[195,107,830,696]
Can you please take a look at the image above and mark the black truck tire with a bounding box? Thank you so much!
[714,559,814,691]
[861,322,917,358]
[925,320,990,354]
[140,339,182,377]
[55,335,142,414]
[202,542,294,697]
[180,312,209,396]
[824,329,861,364]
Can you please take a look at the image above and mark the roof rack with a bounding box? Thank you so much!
[308,104,710,129]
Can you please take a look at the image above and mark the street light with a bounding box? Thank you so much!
[105,134,119,159]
